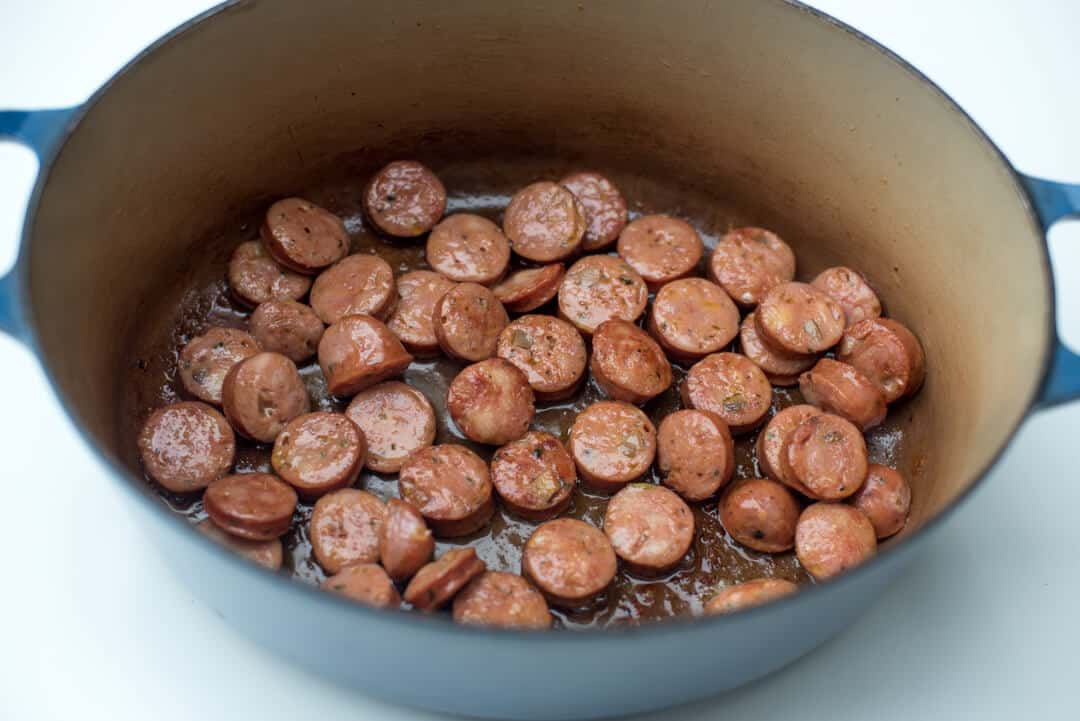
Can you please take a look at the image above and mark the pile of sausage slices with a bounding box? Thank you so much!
[138,160,925,629]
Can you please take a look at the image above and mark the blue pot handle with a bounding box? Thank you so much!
[1019,173,1080,408]
[0,107,79,342]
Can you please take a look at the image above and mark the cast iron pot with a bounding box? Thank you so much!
[1,1,1078,718]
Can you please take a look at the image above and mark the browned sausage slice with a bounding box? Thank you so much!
[491,264,565,313]
[755,404,824,496]
[318,314,413,397]
[568,401,657,492]
[784,414,867,500]
[385,270,456,357]
[195,518,283,570]
[227,240,312,308]
[647,278,740,362]
[203,473,298,541]
[261,197,350,274]
[138,402,235,493]
[446,359,535,445]
[364,160,447,238]
[309,254,396,325]
[323,563,401,609]
[837,317,925,403]
[398,445,495,537]
[271,411,365,499]
[603,483,694,575]
[591,319,672,404]
[345,381,436,473]
[490,431,576,521]
[739,312,816,386]
[221,352,310,443]
[496,314,587,401]
[558,255,648,335]
[811,266,881,327]
[682,352,772,435]
[719,478,801,553]
[756,282,846,354]
[522,518,617,608]
[657,409,734,501]
[799,358,887,431]
[426,213,510,284]
[403,547,487,611]
[708,227,795,307]
[309,488,387,574]
[559,171,628,251]
[178,327,260,406]
[503,181,586,262]
[452,572,552,629]
[434,282,509,362]
[249,300,324,363]
[617,215,703,289]
[704,578,799,615]
[380,498,435,581]
[848,464,911,539]
[795,502,877,580]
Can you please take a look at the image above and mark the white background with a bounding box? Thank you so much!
[1,1,1079,719]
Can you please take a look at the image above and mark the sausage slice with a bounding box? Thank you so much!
[590,319,673,404]
[738,312,816,386]
[203,473,298,541]
[604,483,695,575]
[398,445,495,537]
[491,264,565,313]
[221,352,310,443]
[755,404,824,496]
[795,503,877,580]
[380,498,435,581]
[799,358,887,431]
[309,254,396,325]
[704,578,799,615]
[648,278,740,362]
[138,402,235,493]
[719,478,800,553]
[178,327,260,406]
[496,314,587,401]
[558,255,648,335]
[403,547,487,612]
[434,282,509,362]
[261,197,350,274]
[453,572,551,629]
[345,381,436,473]
[323,563,401,609]
[195,518,283,571]
[490,431,576,521]
[682,352,772,435]
[784,414,868,500]
[756,282,846,354]
[249,300,324,363]
[617,214,703,289]
[503,181,586,262]
[568,401,657,492]
[708,227,795,307]
[385,270,456,357]
[271,412,365,499]
[227,240,311,308]
[811,266,881,327]
[559,171,628,251]
[309,488,387,574]
[848,464,911,539]
[364,160,447,238]
[522,518,617,608]
[837,317,925,403]
[427,213,510,284]
[318,314,413,397]
[446,359,535,445]
[657,409,734,501]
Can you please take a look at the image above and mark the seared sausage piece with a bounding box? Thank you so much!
[453,572,552,629]
[323,563,401,609]
[261,197,349,274]
[203,473,298,541]
[590,319,673,405]
[490,431,577,521]
[434,282,509,362]
[657,409,734,501]
[398,444,495,537]
[568,401,657,492]
[426,214,510,284]
[249,300,324,363]
[704,578,799,615]
[617,215,704,289]
[755,404,824,496]
[195,518,283,571]
[309,488,387,574]
[379,498,435,581]
[719,478,801,553]
[647,278,740,363]
[558,255,648,335]
[756,282,846,355]
[221,352,309,443]
[784,414,867,500]
[364,160,447,238]
[603,483,695,575]
[178,327,260,406]
[522,518,617,608]
[385,270,456,357]
[799,358,887,431]
[811,266,881,327]
[227,240,311,308]
[795,503,877,580]
[559,171,628,251]
[309,254,396,325]
[503,181,586,262]
[682,352,772,435]
[496,314,587,401]
[837,317,925,403]
[345,381,436,473]
[446,358,535,445]
[708,227,795,307]
[318,314,413,397]
[491,264,565,313]
[739,312,816,386]
[271,412,365,499]
[848,464,911,539]
[138,402,235,493]
[404,547,487,612]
